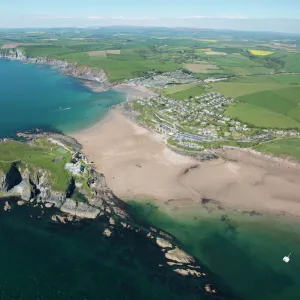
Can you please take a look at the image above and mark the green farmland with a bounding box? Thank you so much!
[225,87,300,129]
[255,139,300,160]
[163,84,205,100]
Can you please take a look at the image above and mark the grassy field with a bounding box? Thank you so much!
[225,87,300,129]
[165,85,205,100]
[59,52,181,82]
[255,139,300,160]
[211,73,300,97]
[162,83,199,94]
[212,82,286,98]
[0,139,72,191]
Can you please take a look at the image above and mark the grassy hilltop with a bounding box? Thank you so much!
[0,138,72,191]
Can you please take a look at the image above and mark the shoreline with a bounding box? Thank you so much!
[0,53,154,101]
[2,52,300,219]
[71,108,300,218]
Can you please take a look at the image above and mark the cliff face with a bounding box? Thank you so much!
[0,49,111,92]
[0,160,127,220]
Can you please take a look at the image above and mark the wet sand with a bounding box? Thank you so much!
[72,110,300,217]
[113,84,155,100]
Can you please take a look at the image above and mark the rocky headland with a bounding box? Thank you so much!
[0,135,220,297]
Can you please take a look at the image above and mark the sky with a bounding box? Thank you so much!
[1,0,300,33]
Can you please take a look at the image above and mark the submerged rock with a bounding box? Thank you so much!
[103,228,112,237]
[4,201,11,211]
[204,284,217,294]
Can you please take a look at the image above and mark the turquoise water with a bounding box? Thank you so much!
[130,202,300,300]
[0,59,125,137]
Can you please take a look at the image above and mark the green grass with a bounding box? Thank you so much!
[212,74,300,98]
[59,53,180,82]
[255,139,300,160]
[225,87,300,129]
[167,85,205,100]
[238,90,298,114]
[0,139,72,191]
[226,103,300,129]
[213,53,260,67]
[162,83,199,95]
[212,82,286,98]
[283,53,300,73]
[22,46,75,57]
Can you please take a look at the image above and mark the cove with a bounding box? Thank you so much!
[0,59,125,138]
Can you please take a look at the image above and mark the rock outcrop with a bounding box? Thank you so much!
[156,237,173,249]
[165,247,195,264]
[173,268,203,277]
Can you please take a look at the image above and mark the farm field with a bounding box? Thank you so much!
[162,83,199,94]
[254,139,300,160]
[211,82,287,97]
[183,63,218,73]
[165,85,206,100]
[249,49,274,56]
[225,87,300,128]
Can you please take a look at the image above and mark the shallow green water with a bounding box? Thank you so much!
[0,202,230,300]
[130,202,300,300]
[0,59,125,137]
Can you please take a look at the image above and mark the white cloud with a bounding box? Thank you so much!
[87,16,104,19]
[36,15,73,20]
[180,15,248,20]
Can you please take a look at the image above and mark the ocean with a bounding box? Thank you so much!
[0,201,232,300]
[1,59,300,300]
[130,202,300,300]
[0,59,125,138]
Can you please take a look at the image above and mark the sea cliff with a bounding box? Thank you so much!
[0,48,110,92]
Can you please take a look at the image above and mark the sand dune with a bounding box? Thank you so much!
[72,110,300,217]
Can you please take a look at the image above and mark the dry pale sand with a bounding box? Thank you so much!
[72,110,300,217]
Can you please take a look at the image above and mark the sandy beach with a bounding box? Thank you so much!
[72,110,300,217]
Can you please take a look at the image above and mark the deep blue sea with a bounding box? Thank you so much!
[0,59,125,137]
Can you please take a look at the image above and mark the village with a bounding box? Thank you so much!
[126,89,300,151]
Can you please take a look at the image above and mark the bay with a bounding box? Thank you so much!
[0,59,125,137]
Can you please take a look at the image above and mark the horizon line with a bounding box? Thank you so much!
[0,25,300,36]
